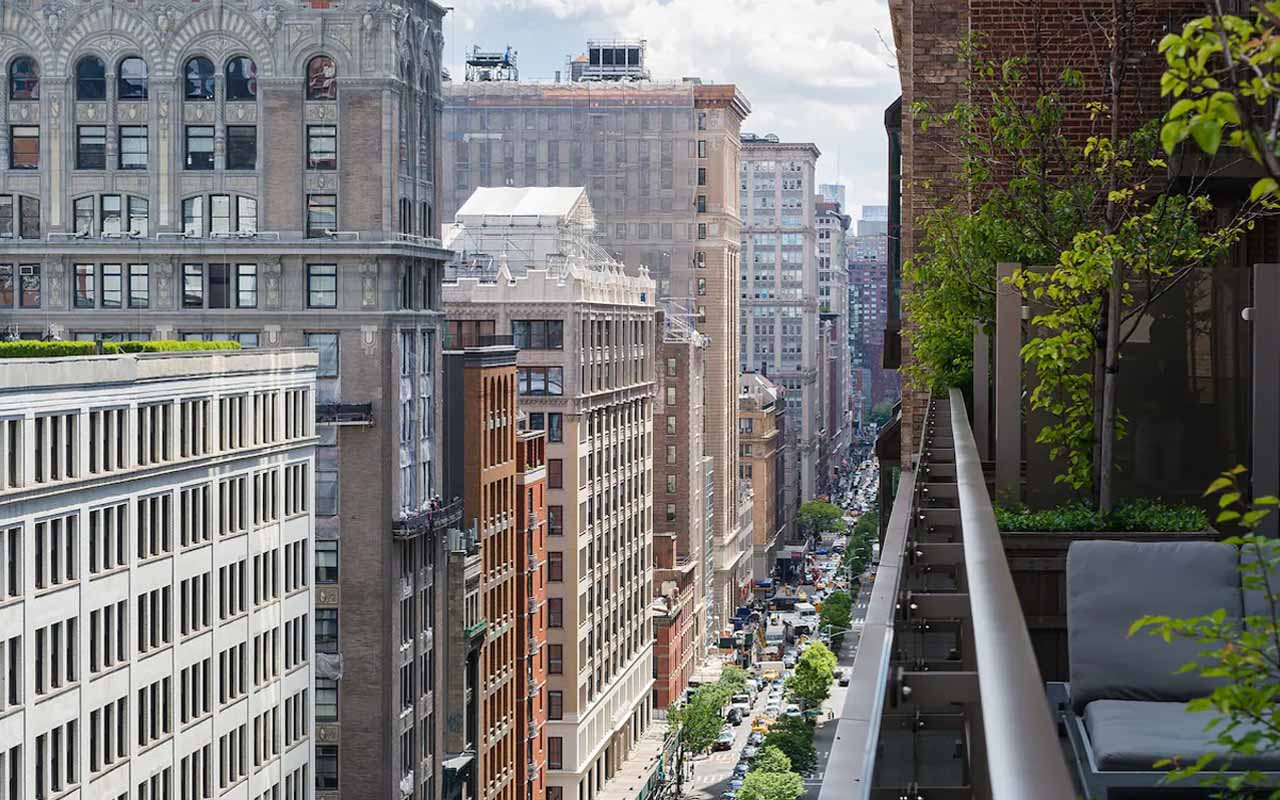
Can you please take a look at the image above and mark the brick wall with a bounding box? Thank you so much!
[341,91,386,231]
[262,85,304,232]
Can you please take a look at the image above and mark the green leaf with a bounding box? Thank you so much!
[1168,98,1197,119]
[1190,116,1223,154]
[1205,477,1234,496]
[1251,178,1279,202]
[1161,121,1185,154]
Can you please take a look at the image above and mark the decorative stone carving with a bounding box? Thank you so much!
[305,173,335,192]
[45,261,63,307]
[316,586,339,606]
[184,104,213,123]
[156,10,171,36]
[360,324,379,356]
[44,9,63,39]
[304,104,337,122]
[154,325,174,340]
[119,103,147,122]
[262,260,283,308]
[263,324,282,345]
[157,93,170,141]
[76,103,107,122]
[358,262,378,309]
[154,261,173,303]
[228,104,257,123]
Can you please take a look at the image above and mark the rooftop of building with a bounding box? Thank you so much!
[740,132,821,157]
[739,371,782,410]
[456,186,590,220]
[0,345,317,395]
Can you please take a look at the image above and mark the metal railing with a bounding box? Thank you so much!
[817,389,1074,800]
[316,402,374,426]
[392,497,464,540]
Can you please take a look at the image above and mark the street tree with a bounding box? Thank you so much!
[819,591,853,647]
[786,642,837,710]
[798,500,845,540]
[751,745,792,774]
[720,665,749,693]
[738,771,805,800]
[762,717,817,774]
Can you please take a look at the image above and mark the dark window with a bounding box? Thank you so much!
[307,126,337,170]
[697,167,707,186]
[547,505,563,536]
[548,644,563,674]
[128,196,149,237]
[307,265,337,308]
[696,195,707,213]
[548,413,563,443]
[128,264,148,308]
[9,57,38,100]
[547,459,563,489]
[182,197,203,237]
[100,264,122,308]
[0,266,11,306]
[183,264,204,308]
[307,56,337,101]
[184,57,215,100]
[307,334,339,379]
[99,194,122,235]
[18,197,38,239]
[119,126,148,170]
[315,541,338,584]
[74,264,94,308]
[117,57,147,100]
[75,56,106,101]
[316,745,338,790]
[316,678,338,723]
[444,320,496,349]
[225,57,257,101]
[547,737,563,770]
[74,197,94,236]
[548,691,563,720]
[547,598,563,629]
[517,366,564,396]
[236,264,257,308]
[208,263,231,309]
[226,126,256,170]
[548,551,563,581]
[10,126,38,169]
[185,126,214,170]
[315,609,338,653]
[306,194,337,238]
[19,264,40,308]
[0,196,10,238]
[511,320,564,349]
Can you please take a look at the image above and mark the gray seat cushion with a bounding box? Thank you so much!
[1067,540,1241,714]
[1084,699,1280,771]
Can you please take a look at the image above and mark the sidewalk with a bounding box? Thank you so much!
[597,720,670,800]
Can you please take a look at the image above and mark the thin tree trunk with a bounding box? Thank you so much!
[1092,327,1106,496]
[1098,0,1125,515]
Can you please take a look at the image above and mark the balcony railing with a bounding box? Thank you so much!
[818,389,1074,800]
[392,497,463,540]
[316,402,374,426]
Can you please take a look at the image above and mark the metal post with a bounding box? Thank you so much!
[994,263,1022,505]
[1253,264,1280,537]
[974,322,990,461]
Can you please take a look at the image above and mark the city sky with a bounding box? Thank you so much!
[442,0,900,214]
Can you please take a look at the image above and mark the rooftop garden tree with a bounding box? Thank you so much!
[910,16,1251,514]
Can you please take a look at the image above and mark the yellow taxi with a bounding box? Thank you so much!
[761,670,779,683]
[751,716,772,734]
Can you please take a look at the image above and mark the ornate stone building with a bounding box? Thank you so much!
[0,2,454,800]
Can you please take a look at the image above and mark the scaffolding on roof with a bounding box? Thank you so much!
[464,45,518,82]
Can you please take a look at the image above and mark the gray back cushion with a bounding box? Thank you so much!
[1067,540,1241,714]
[1241,539,1280,622]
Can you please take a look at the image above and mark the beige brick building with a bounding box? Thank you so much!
[738,372,788,581]
[443,187,658,800]
[0,2,454,799]
[442,76,752,638]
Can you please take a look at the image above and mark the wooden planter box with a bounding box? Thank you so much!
[1001,530,1216,682]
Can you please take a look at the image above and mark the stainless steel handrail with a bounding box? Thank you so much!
[819,396,926,800]
[949,387,1075,799]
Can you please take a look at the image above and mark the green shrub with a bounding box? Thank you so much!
[0,340,241,359]
[995,500,1208,532]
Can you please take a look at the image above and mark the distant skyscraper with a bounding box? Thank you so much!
[858,205,890,236]
[818,183,846,208]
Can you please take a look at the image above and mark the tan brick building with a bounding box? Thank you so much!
[0,2,454,799]
[739,372,787,581]
[442,76,753,639]
[444,187,658,800]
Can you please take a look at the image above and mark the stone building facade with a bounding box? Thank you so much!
[0,2,454,799]
[738,372,786,581]
[515,426,550,800]
[442,80,752,640]
[738,135,822,503]
[443,187,658,800]
[0,348,317,800]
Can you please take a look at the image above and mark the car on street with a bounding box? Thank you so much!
[733,762,751,778]
[748,732,765,746]
[742,745,758,760]
[726,707,744,726]
[839,670,850,687]
[751,717,771,734]
[764,703,782,717]
[784,704,802,718]
[729,778,745,792]
[720,792,737,800]
[712,730,735,751]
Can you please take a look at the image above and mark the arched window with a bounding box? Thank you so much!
[75,56,106,101]
[184,57,215,100]
[225,56,257,101]
[306,55,337,101]
[117,57,148,100]
[9,57,39,100]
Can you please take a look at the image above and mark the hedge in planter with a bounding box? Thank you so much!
[995,500,1207,533]
[0,340,241,358]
